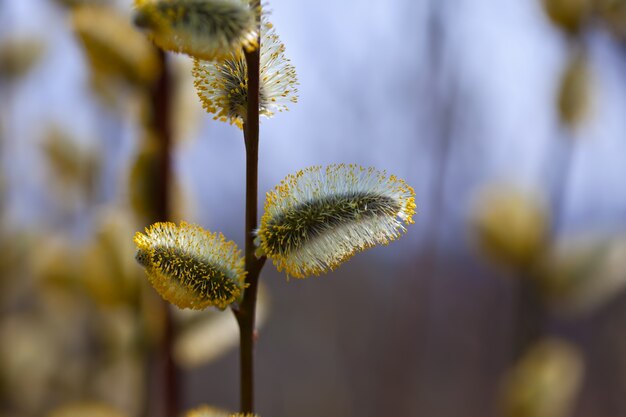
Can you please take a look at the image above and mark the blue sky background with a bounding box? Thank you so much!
[2,0,626,257]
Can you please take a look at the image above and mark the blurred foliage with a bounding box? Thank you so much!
[128,132,163,222]
[128,130,195,225]
[0,37,45,82]
[0,314,63,415]
[557,49,591,129]
[40,125,100,201]
[184,405,232,417]
[0,1,231,415]
[72,5,161,88]
[596,0,626,38]
[183,405,259,417]
[51,0,109,8]
[46,402,129,417]
[470,183,626,317]
[170,56,204,144]
[81,210,144,307]
[542,0,592,34]
[535,235,626,315]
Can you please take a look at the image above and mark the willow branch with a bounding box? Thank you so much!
[150,49,179,417]
[233,6,266,412]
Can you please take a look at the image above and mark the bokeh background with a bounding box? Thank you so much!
[1,0,626,416]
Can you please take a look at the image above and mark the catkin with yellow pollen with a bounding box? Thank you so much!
[256,164,416,278]
[134,222,246,310]
[192,17,299,129]
[133,0,259,61]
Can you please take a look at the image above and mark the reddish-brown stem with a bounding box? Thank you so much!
[233,12,266,412]
[150,49,179,417]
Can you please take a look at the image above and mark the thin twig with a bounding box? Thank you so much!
[150,49,179,417]
[233,5,266,411]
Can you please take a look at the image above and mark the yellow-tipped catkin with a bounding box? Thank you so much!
[72,5,160,86]
[134,222,246,309]
[193,17,298,129]
[256,164,416,278]
[133,0,258,60]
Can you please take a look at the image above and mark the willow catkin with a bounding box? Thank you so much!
[193,17,298,128]
[133,0,258,60]
[256,164,416,278]
[134,222,246,310]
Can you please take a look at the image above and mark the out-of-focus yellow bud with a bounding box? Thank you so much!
[33,235,80,289]
[534,235,626,315]
[128,134,161,222]
[542,0,592,34]
[128,133,193,223]
[0,316,61,415]
[47,403,129,417]
[51,0,107,8]
[92,353,144,417]
[184,406,259,417]
[184,405,231,417]
[81,210,144,307]
[557,50,591,129]
[72,5,161,87]
[470,185,549,270]
[500,338,584,417]
[0,230,32,295]
[41,125,100,197]
[0,37,45,82]
[171,56,203,143]
[597,0,626,39]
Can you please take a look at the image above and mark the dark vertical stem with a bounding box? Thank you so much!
[243,32,261,289]
[512,118,576,362]
[233,9,266,413]
[150,49,179,417]
[513,273,545,360]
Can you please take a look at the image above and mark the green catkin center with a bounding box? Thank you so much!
[264,192,400,255]
[135,249,151,267]
[151,246,239,302]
